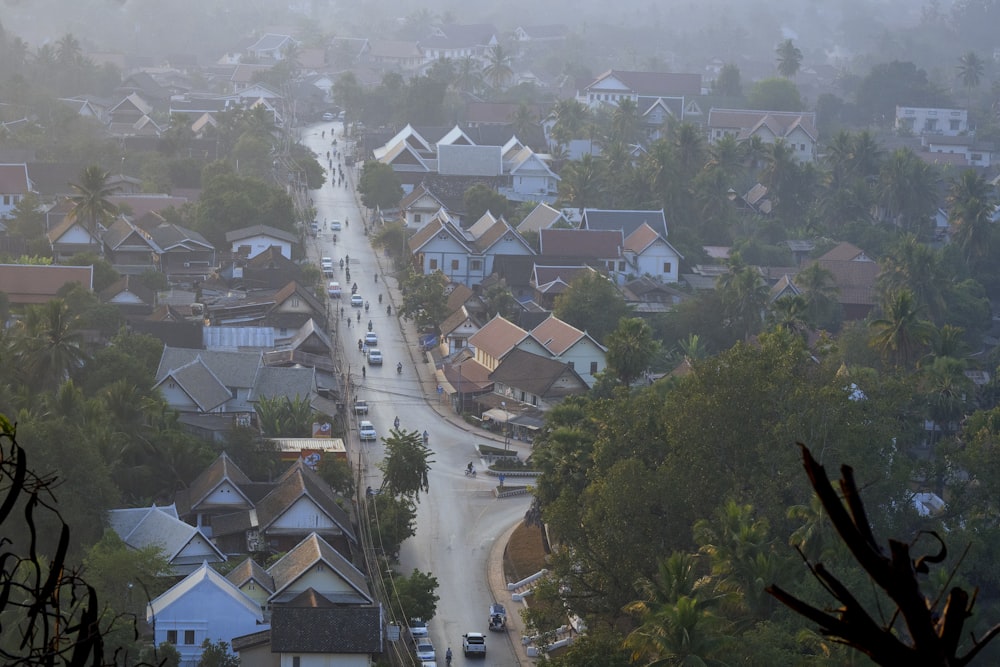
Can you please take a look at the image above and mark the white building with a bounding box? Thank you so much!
[896,106,968,136]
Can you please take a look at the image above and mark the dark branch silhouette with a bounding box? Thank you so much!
[767,444,1000,666]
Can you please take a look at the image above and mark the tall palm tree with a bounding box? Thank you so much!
[760,139,799,209]
[55,33,82,67]
[550,98,589,148]
[452,55,483,95]
[718,255,768,341]
[10,299,89,393]
[775,39,803,78]
[947,169,996,265]
[67,165,119,246]
[706,134,743,181]
[876,235,945,322]
[610,98,640,145]
[508,103,536,139]
[957,51,984,108]
[876,148,938,231]
[556,154,606,209]
[481,44,514,92]
[869,289,933,368]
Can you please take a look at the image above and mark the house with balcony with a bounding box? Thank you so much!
[896,106,968,136]
[102,217,161,274]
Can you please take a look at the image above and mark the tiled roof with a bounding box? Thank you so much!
[108,504,224,562]
[707,108,817,141]
[0,163,30,194]
[587,69,702,97]
[446,284,474,312]
[225,224,297,244]
[267,533,371,603]
[424,23,497,48]
[146,562,262,623]
[270,280,325,317]
[225,556,274,593]
[530,315,591,355]
[99,274,155,305]
[581,208,668,239]
[440,305,477,337]
[539,228,622,258]
[489,348,585,397]
[271,604,382,653]
[532,264,600,292]
[175,452,253,517]
[437,144,502,177]
[157,357,232,412]
[815,259,878,307]
[818,242,870,263]
[468,314,529,359]
[255,461,356,544]
[623,222,660,254]
[156,346,263,390]
[367,40,423,59]
[248,366,315,402]
[0,264,94,304]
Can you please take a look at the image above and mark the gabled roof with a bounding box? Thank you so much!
[373,124,432,160]
[376,140,431,171]
[0,264,94,304]
[99,274,156,305]
[424,23,497,49]
[154,356,232,411]
[46,215,102,245]
[112,194,189,220]
[407,213,472,254]
[437,144,502,177]
[446,283,475,312]
[247,33,296,53]
[270,280,325,317]
[0,163,31,194]
[175,451,254,516]
[517,203,568,234]
[146,562,262,623]
[489,348,587,397]
[226,556,275,594]
[103,217,163,253]
[271,604,382,653]
[472,218,534,254]
[818,242,872,263]
[532,264,600,295]
[539,228,623,258]
[580,208,669,239]
[267,533,371,604]
[155,346,263,389]
[530,314,605,355]
[248,365,315,402]
[108,504,225,563]
[707,108,818,142]
[109,92,154,116]
[399,182,447,212]
[437,125,474,146]
[468,314,529,359]
[585,69,702,97]
[254,461,356,544]
[623,222,684,258]
[226,224,297,244]
[440,305,479,337]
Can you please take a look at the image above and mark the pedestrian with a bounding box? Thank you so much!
[378,293,383,304]
[346,317,351,328]
[340,306,344,316]
[358,339,363,351]
[387,304,392,316]
[362,365,366,379]
[374,274,378,284]
[357,311,361,323]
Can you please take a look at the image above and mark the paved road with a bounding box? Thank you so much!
[303,123,533,666]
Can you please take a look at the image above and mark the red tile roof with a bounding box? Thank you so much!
[538,228,622,258]
[0,264,93,304]
[0,164,30,194]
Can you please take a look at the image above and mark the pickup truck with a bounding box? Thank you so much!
[462,632,486,657]
[353,400,369,415]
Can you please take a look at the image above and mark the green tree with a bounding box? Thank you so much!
[876,148,938,232]
[400,270,449,330]
[717,255,768,341]
[378,428,434,500]
[713,63,743,97]
[794,261,840,329]
[605,317,660,386]
[463,183,509,221]
[553,271,630,343]
[869,289,933,368]
[775,39,803,78]
[957,51,985,107]
[197,639,239,667]
[196,163,296,247]
[254,394,315,437]
[557,153,606,209]
[947,169,996,266]
[482,44,514,92]
[550,98,589,148]
[67,165,120,243]
[388,568,440,623]
[10,298,89,393]
[317,455,355,497]
[367,493,417,559]
[357,161,403,212]
[82,529,172,624]
[481,283,520,320]
[747,77,803,112]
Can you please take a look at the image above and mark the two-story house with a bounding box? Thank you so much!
[227,224,298,260]
[107,504,226,575]
[896,106,968,136]
[420,23,498,62]
[707,108,818,162]
[0,163,33,218]
[623,222,684,283]
[527,315,608,387]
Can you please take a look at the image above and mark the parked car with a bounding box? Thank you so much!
[351,294,364,307]
[364,332,378,346]
[359,421,377,441]
[367,348,383,365]
[415,641,435,662]
[353,399,369,415]
[330,219,342,231]
[327,281,342,298]
[322,112,335,121]
[321,256,333,268]
[408,618,428,637]
[309,221,319,236]
[462,632,486,657]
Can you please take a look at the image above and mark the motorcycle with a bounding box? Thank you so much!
[464,467,476,478]
[396,362,403,375]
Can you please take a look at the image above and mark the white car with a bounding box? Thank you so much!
[364,332,378,346]
[408,618,428,637]
[322,112,335,121]
[330,220,342,231]
[320,256,333,267]
[415,641,435,662]
[359,421,376,441]
[367,348,383,365]
[351,294,364,307]
[327,281,342,298]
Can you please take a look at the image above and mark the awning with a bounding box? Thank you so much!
[482,408,515,423]
[510,414,544,430]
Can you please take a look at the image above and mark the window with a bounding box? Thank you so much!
[451,259,459,270]
[590,361,598,374]
[470,259,483,271]
[228,387,238,399]
[520,391,526,402]
[800,144,805,151]
[166,631,178,644]
[429,259,438,270]
[2,195,9,205]
[292,658,301,667]
[950,120,961,131]
[184,630,195,645]
[618,261,625,271]
[662,262,672,273]
[290,296,300,307]
[414,214,422,223]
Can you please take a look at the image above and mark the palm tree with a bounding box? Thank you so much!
[957,51,985,108]
[508,103,536,139]
[610,98,640,145]
[55,33,82,67]
[550,99,589,148]
[10,299,89,392]
[67,165,119,246]
[481,44,514,92]
[718,255,768,341]
[876,148,938,231]
[775,39,802,78]
[556,154,606,209]
[452,55,483,95]
[669,122,707,177]
[760,139,799,209]
[706,134,743,181]
[947,169,997,265]
[876,235,945,322]
[869,289,933,368]
[921,356,973,446]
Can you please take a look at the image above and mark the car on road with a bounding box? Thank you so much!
[462,632,486,657]
[364,332,378,346]
[408,618,428,637]
[415,641,435,662]
[330,219,342,231]
[353,399,369,415]
[322,112,335,121]
[351,294,364,307]
[327,281,342,298]
[367,348,383,365]
[309,221,319,236]
[359,421,376,441]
